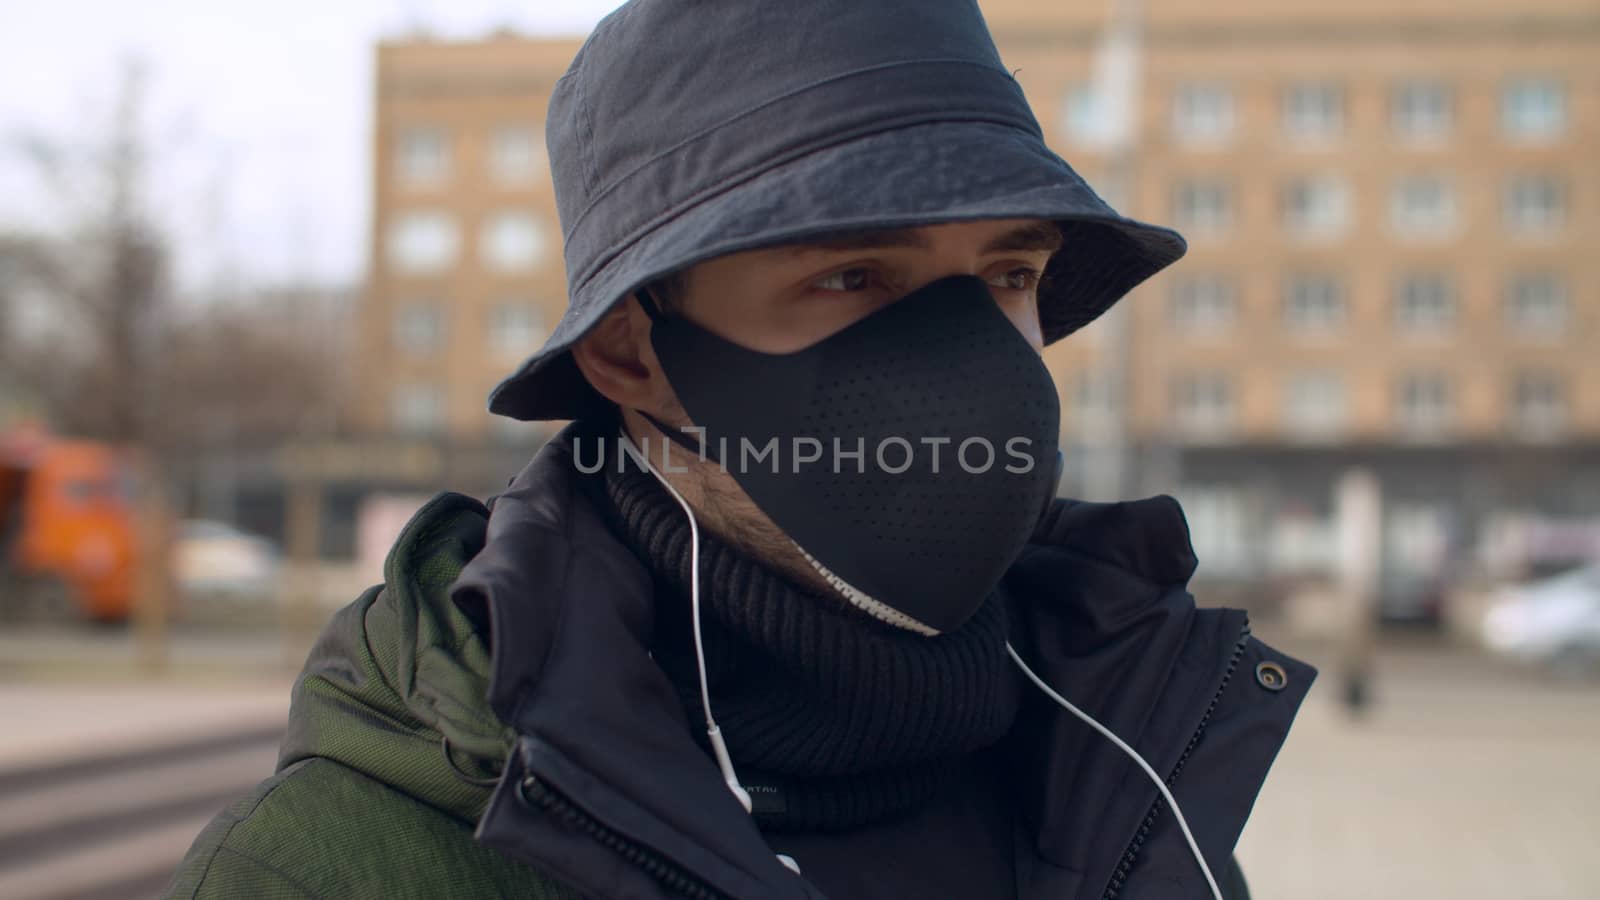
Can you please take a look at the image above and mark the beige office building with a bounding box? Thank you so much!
[977,0,1600,602]
[359,33,580,447]
[982,0,1597,440]
[359,2,1599,601]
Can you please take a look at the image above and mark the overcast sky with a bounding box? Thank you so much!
[0,0,624,290]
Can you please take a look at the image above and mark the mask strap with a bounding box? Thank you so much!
[637,410,719,464]
[1004,643,1223,900]
[631,288,724,466]
[634,287,664,322]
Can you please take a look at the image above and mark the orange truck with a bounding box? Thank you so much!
[0,429,137,622]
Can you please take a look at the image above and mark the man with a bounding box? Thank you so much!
[168,1,1312,897]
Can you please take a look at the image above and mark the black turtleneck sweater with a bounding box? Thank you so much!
[599,447,1023,898]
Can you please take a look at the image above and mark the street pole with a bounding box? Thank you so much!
[1336,468,1382,715]
[132,449,170,675]
[283,469,323,669]
[1081,0,1143,502]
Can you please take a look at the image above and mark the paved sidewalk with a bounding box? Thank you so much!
[1,678,290,900]
[0,624,307,682]
[3,679,291,771]
[1236,642,1600,900]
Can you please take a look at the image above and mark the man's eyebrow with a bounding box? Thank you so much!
[784,227,932,255]
[782,222,1064,257]
[981,222,1064,254]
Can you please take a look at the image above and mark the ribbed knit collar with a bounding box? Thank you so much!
[600,452,1020,831]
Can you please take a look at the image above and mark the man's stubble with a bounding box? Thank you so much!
[623,412,846,606]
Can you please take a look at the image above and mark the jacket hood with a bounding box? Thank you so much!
[276,492,513,824]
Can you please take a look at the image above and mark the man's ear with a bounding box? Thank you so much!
[570,296,676,415]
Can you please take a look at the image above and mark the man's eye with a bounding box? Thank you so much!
[990,267,1042,291]
[812,268,875,292]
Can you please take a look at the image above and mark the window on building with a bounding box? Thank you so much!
[488,302,546,356]
[1511,371,1567,439]
[1283,81,1344,142]
[1501,77,1566,141]
[1386,504,1452,581]
[1390,80,1453,142]
[1172,82,1235,145]
[1505,272,1569,336]
[1060,82,1100,145]
[1169,274,1237,334]
[1176,484,1252,576]
[1284,274,1346,333]
[1172,371,1235,439]
[480,211,548,272]
[1171,179,1232,234]
[1282,175,1350,239]
[490,125,543,184]
[1283,370,1347,439]
[1394,273,1456,335]
[391,384,444,436]
[1396,372,1453,437]
[1503,174,1566,235]
[393,302,445,355]
[1389,175,1456,238]
[396,127,450,186]
[386,211,459,274]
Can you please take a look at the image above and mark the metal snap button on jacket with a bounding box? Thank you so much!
[1255,661,1289,692]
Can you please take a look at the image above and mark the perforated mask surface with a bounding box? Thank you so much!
[649,275,1061,633]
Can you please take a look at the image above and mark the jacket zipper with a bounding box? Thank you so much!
[517,774,732,900]
[1100,618,1252,900]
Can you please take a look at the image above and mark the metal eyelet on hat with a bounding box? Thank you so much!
[1255,661,1289,692]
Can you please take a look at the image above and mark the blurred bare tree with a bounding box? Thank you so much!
[155,285,348,450]
[4,58,168,445]
[1,57,345,458]
[0,236,21,374]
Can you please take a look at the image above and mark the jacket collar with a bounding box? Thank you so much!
[460,420,819,898]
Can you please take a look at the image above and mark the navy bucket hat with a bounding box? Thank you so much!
[488,0,1187,421]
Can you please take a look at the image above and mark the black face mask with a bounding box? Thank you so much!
[637,274,1061,635]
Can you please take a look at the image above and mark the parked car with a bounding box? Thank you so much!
[1482,562,1600,679]
[174,519,280,600]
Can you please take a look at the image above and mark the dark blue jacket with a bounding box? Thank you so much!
[453,422,1314,899]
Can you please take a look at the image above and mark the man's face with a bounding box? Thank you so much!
[572,216,1061,598]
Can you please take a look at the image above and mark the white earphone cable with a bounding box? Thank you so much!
[623,431,754,815]
[1005,642,1223,900]
[625,429,1210,891]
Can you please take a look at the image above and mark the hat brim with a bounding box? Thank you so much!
[489,119,1186,421]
